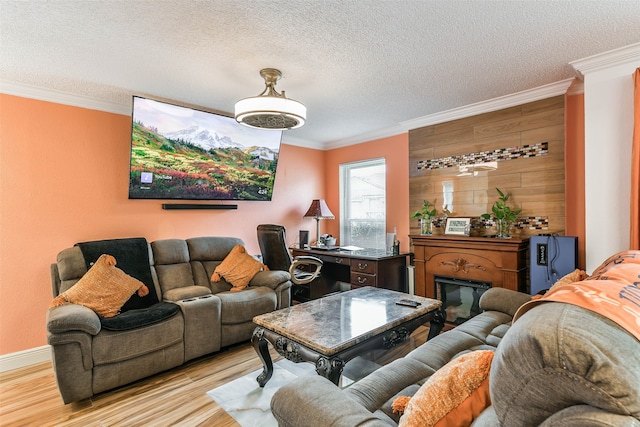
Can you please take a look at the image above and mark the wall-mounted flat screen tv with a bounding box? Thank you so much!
[128,96,283,201]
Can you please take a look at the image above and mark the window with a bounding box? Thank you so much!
[339,158,386,249]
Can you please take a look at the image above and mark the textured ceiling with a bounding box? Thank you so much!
[1,1,639,149]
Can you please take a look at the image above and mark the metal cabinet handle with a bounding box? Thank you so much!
[357,276,368,284]
[335,258,343,264]
[357,262,368,270]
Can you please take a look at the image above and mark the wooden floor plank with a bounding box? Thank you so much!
[0,326,430,427]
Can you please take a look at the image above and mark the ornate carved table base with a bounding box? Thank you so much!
[251,309,438,387]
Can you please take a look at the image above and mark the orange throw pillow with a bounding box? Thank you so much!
[211,244,268,292]
[393,350,494,427]
[49,254,149,317]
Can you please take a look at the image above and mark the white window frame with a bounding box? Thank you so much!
[339,158,386,249]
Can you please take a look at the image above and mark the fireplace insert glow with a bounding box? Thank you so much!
[435,276,491,325]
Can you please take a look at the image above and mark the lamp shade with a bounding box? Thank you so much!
[235,68,306,130]
[235,96,306,130]
[304,199,335,219]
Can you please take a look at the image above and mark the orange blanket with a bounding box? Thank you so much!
[515,250,640,342]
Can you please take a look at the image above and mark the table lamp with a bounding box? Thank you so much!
[304,199,335,245]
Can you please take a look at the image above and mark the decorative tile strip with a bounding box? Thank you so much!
[514,216,549,230]
[475,216,549,230]
[416,142,548,171]
[425,216,549,230]
[470,217,486,229]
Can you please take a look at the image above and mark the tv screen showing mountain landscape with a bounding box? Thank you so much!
[128,96,282,201]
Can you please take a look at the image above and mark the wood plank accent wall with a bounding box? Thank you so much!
[409,95,566,239]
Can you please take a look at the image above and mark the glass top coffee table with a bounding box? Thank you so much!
[251,286,441,386]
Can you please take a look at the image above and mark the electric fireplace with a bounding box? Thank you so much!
[435,276,491,324]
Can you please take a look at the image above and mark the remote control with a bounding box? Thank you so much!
[396,299,420,307]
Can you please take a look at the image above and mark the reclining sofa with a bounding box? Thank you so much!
[272,250,640,426]
[47,236,292,404]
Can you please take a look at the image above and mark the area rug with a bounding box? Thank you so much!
[207,357,380,427]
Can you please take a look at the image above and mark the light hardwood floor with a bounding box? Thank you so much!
[0,326,430,427]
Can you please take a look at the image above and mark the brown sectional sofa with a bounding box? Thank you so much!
[47,236,292,404]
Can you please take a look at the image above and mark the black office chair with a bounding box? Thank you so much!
[257,224,323,285]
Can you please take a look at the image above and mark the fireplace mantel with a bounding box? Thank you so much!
[410,235,529,298]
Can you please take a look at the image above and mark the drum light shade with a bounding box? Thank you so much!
[235,68,306,130]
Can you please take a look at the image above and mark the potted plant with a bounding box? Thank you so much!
[412,200,437,235]
[481,188,521,238]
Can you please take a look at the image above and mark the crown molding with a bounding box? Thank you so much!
[566,79,584,96]
[0,80,329,150]
[570,42,640,79]
[397,79,574,132]
[2,77,577,151]
[0,80,131,115]
[323,124,408,151]
[280,134,326,150]
[315,79,574,150]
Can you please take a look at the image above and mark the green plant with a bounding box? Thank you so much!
[412,200,437,235]
[412,200,437,220]
[481,188,521,237]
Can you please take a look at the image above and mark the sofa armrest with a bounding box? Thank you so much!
[249,270,291,290]
[162,285,212,302]
[271,376,392,427]
[479,287,531,318]
[47,304,101,335]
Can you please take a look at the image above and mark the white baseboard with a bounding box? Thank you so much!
[0,345,51,373]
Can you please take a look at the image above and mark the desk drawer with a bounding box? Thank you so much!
[317,254,351,266]
[351,260,375,274]
[350,272,376,287]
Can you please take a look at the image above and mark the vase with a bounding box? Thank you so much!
[421,218,433,235]
[495,218,512,239]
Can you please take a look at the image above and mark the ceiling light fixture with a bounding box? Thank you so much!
[234,68,306,130]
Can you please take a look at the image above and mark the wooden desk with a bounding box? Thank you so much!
[291,248,410,302]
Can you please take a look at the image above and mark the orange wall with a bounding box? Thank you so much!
[565,92,586,269]
[324,134,410,252]
[4,91,579,356]
[0,94,325,355]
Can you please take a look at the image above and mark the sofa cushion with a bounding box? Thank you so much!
[154,263,196,292]
[191,260,229,293]
[92,310,184,365]
[186,236,245,261]
[50,254,149,318]
[394,350,493,427]
[347,357,436,417]
[218,287,276,324]
[56,247,88,292]
[100,302,180,331]
[211,244,267,291]
[151,239,190,265]
[491,302,640,426]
